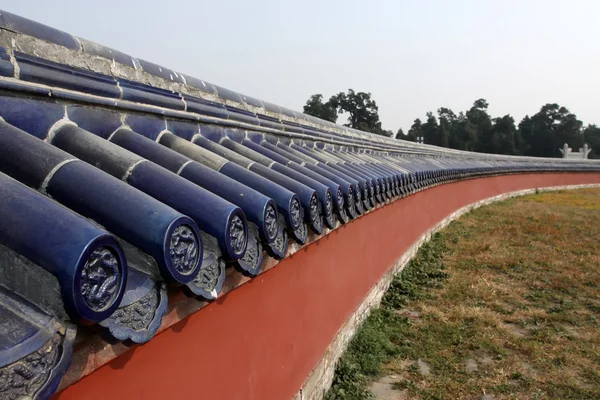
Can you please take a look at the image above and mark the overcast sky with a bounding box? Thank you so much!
[2,0,599,132]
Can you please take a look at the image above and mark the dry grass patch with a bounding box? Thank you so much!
[325,189,600,400]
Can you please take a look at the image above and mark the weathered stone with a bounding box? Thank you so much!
[417,359,431,376]
[370,378,408,400]
[465,358,478,373]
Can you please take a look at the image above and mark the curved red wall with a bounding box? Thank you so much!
[55,173,600,400]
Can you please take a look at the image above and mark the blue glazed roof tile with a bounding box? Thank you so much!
[0,46,14,77]
[213,84,245,104]
[0,10,80,50]
[183,95,229,119]
[137,58,186,84]
[78,38,141,69]
[67,105,123,139]
[179,74,218,96]
[119,79,185,111]
[0,286,76,400]
[15,52,121,98]
[0,96,64,139]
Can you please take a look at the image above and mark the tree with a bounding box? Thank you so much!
[437,107,457,149]
[517,116,533,155]
[303,89,396,136]
[333,89,383,134]
[422,112,440,145]
[521,104,583,157]
[451,112,478,151]
[396,127,418,142]
[407,119,423,142]
[491,115,519,155]
[583,124,600,159]
[438,123,450,148]
[466,99,493,153]
[303,94,338,123]
[303,92,593,158]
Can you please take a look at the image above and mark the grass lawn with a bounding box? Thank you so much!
[325,188,600,400]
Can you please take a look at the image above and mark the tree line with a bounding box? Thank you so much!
[303,90,599,159]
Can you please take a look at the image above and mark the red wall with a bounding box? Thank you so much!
[56,173,600,400]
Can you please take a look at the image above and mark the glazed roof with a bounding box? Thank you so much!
[0,10,598,400]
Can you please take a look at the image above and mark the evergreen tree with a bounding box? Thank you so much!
[407,119,423,142]
[438,107,457,149]
[583,124,600,159]
[466,99,493,153]
[521,104,583,157]
[303,93,594,158]
[422,112,440,145]
[491,115,519,155]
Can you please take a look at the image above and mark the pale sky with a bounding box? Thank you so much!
[2,0,599,133]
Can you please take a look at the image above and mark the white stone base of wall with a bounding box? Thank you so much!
[294,183,600,400]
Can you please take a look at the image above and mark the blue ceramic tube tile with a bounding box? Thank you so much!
[0,46,14,77]
[369,153,413,187]
[0,173,127,322]
[225,106,259,125]
[261,141,350,220]
[138,58,185,84]
[220,137,331,233]
[184,96,229,119]
[241,94,264,109]
[0,10,81,49]
[361,152,406,181]
[304,147,376,208]
[15,52,121,98]
[127,161,248,264]
[50,125,248,262]
[242,140,338,206]
[159,133,302,233]
[192,135,320,234]
[119,80,185,111]
[262,101,281,114]
[324,150,388,202]
[250,139,344,225]
[213,84,244,103]
[109,128,279,245]
[79,38,140,69]
[330,158,383,204]
[257,118,284,131]
[49,163,203,285]
[339,152,397,199]
[274,143,358,218]
[0,121,202,285]
[291,144,368,214]
[180,75,217,95]
[309,150,375,209]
